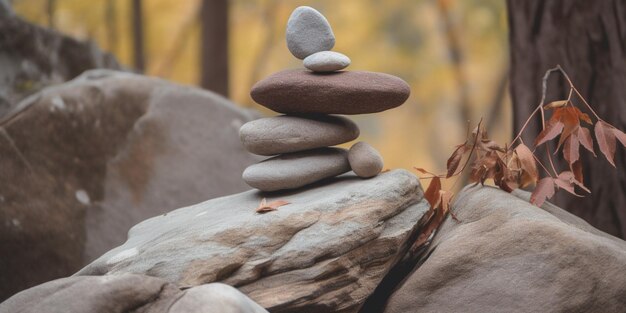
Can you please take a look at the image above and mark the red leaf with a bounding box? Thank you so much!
[530,177,555,207]
[573,107,592,125]
[612,126,626,148]
[595,121,617,167]
[255,198,290,213]
[578,127,595,156]
[571,160,584,185]
[556,107,581,150]
[562,129,580,165]
[535,120,564,146]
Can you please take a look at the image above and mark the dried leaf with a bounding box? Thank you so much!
[562,129,580,165]
[530,177,555,207]
[595,120,617,167]
[556,107,581,150]
[578,127,595,156]
[410,190,455,253]
[535,119,564,146]
[571,160,584,185]
[423,176,442,209]
[554,171,589,196]
[612,126,626,147]
[255,198,290,214]
[543,100,568,110]
[514,143,538,186]
[446,144,467,178]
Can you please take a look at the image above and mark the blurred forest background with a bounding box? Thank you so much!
[12,0,512,185]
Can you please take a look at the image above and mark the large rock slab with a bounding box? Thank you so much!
[0,274,267,313]
[381,185,626,313]
[250,69,411,115]
[0,70,260,300]
[77,169,430,313]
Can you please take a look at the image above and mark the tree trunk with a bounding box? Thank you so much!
[131,0,145,72]
[200,0,229,97]
[507,0,626,238]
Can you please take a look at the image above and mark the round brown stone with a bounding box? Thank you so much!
[250,69,411,115]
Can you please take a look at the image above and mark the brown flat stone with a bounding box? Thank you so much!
[250,69,411,115]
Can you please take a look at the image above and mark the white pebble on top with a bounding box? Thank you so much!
[304,51,351,72]
[286,6,335,59]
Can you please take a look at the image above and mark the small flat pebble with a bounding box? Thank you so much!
[286,6,335,59]
[303,51,351,72]
[239,115,359,156]
[242,148,350,192]
[348,142,384,178]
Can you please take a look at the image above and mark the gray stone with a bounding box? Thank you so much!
[303,51,351,72]
[76,169,429,313]
[286,6,335,59]
[0,70,261,301]
[382,185,626,313]
[0,12,121,118]
[242,147,350,191]
[0,274,267,313]
[239,115,359,156]
[348,142,384,178]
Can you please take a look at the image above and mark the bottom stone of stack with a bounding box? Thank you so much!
[242,147,350,192]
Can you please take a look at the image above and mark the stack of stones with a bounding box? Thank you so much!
[239,6,410,192]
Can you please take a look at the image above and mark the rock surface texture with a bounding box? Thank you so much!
[0,4,121,117]
[381,185,626,313]
[286,6,335,59]
[250,69,411,115]
[0,274,267,313]
[77,169,430,313]
[239,114,359,155]
[0,70,260,300]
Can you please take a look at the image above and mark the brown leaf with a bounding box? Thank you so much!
[573,107,592,125]
[446,144,468,178]
[530,177,555,207]
[555,171,589,196]
[255,198,290,213]
[595,120,617,167]
[543,100,568,110]
[577,127,595,156]
[556,107,581,150]
[410,190,455,253]
[423,176,442,209]
[612,125,626,147]
[535,119,564,146]
[562,129,580,165]
[514,143,538,187]
[571,160,584,185]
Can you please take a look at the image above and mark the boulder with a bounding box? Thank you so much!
[381,185,626,313]
[0,274,267,313]
[77,169,430,313]
[250,70,411,115]
[0,6,121,117]
[0,70,260,300]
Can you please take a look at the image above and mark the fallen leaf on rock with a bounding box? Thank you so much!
[255,198,290,214]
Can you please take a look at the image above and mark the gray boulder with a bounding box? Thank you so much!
[0,274,267,313]
[77,169,430,313]
[0,70,260,300]
[381,185,626,313]
[0,8,121,117]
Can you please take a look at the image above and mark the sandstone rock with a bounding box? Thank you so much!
[250,69,411,115]
[348,142,383,178]
[286,6,335,59]
[381,185,626,313]
[0,274,267,313]
[239,114,359,156]
[242,147,350,191]
[77,169,430,313]
[303,51,351,72]
[0,70,260,300]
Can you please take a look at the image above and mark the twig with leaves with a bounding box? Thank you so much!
[411,65,626,253]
